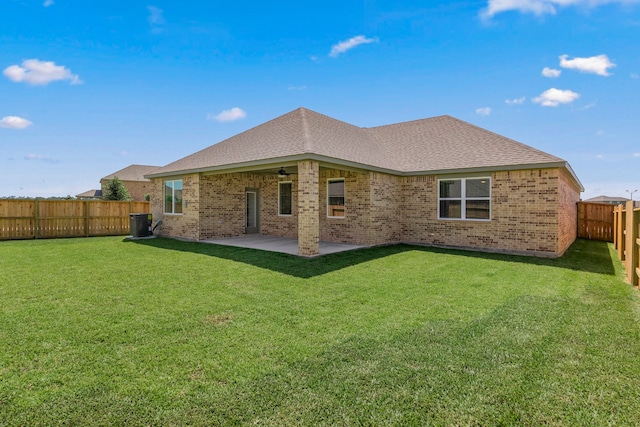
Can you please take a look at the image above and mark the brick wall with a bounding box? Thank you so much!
[369,172,403,245]
[557,168,581,255]
[149,174,200,240]
[261,176,298,239]
[401,169,570,256]
[198,174,246,239]
[319,169,372,245]
[298,160,320,256]
[149,166,579,257]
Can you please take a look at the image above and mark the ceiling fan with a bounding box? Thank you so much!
[277,167,290,178]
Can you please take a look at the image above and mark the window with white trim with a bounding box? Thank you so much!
[327,178,345,218]
[278,181,292,216]
[164,179,183,214]
[438,178,490,220]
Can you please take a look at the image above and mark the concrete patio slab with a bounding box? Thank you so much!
[202,235,367,256]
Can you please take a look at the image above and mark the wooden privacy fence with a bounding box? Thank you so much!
[577,202,615,242]
[0,199,150,240]
[613,201,640,286]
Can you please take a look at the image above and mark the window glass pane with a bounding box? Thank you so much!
[279,183,292,215]
[164,182,173,213]
[328,180,344,197]
[174,185,183,213]
[246,192,256,227]
[440,200,462,218]
[173,190,182,213]
[466,200,490,219]
[440,180,461,198]
[466,178,490,198]
[328,202,345,217]
[328,179,345,217]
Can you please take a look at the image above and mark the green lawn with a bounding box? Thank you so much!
[1,237,639,426]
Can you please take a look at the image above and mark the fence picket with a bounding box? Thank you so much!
[577,202,615,241]
[0,200,150,240]
[612,201,640,287]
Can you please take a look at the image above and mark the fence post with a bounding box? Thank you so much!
[624,201,638,285]
[84,201,90,237]
[618,206,626,261]
[633,207,640,287]
[34,199,39,239]
[636,208,640,287]
[613,206,619,250]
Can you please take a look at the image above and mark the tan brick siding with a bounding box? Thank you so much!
[298,160,320,256]
[149,174,200,240]
[149,166,579,257]
[369,172,403,245]
[557,169,581,255]
[401,169,567,256]
[319,169,372,245]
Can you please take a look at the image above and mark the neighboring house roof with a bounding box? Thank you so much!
[76,189,103,198]
[583,195,630,204]
[146,107,582,189]
[101,164,159,182]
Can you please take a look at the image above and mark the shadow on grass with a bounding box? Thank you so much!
[126,237,617,279]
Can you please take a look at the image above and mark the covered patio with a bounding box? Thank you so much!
[202,235,368,257]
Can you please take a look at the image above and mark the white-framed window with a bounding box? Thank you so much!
[327,178,345,218]
[278,181,292,216]
[438,177,491,220]
[164,179,183,214]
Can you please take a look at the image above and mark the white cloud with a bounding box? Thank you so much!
[533,88,580,107]
[329,35,377,58]
[482,0,640,18]
[631,73,639,79]
[208,107,247,123]
[505,97,526,105]
[595,154,604,159]
[475,107,492,116]
[25,154,58,163]
[579,102,597,110]
[0,116,33,129]
[147,5,165,33]
[43,0,54,6]
[542,67,561,78]
[559,54,615,76]
[633,152,640,158]
[287,85,307,91]
[3,59,81,85]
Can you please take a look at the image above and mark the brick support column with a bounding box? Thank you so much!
[297,160,320,256]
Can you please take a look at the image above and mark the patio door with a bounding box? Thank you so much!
[245,189,259,234]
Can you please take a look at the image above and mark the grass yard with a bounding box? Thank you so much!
[1,237,640,426]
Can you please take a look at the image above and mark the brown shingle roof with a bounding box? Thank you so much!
[147,108,579,186]
[75,189,103,198]
[367,115,564,172]
[101,164,159,182]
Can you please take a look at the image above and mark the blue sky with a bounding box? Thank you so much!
[1,0,639,200]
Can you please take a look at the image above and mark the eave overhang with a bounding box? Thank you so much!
[144,154,584,192]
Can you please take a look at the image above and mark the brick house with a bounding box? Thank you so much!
[145,108,583,257]
[100,164,159,201]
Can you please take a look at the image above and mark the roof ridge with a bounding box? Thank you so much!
[299,107,313,153]
[365,114,450,130]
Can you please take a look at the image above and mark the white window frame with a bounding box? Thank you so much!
[278,181,292,216]
[164,179,183,215]
[327,178,345,219]
[438,177,491,221]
